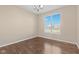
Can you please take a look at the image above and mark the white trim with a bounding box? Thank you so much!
[76,43,79,48]
[0,35,37,48]
[76,40,79,48]
[0,33,77,48]
[38,34,75,44]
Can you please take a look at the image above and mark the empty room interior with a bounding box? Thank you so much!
[0,5,79,54]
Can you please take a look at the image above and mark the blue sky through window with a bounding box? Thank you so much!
[52,14,60,26]
[44,13,61,33]
[44,16,51,27]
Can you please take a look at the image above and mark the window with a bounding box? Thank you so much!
[44,13,61,33]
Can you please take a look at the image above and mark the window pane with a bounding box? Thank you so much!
[52,14,60,33]
[44,16,51,32]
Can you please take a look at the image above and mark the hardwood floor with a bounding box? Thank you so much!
[0,37,79,54]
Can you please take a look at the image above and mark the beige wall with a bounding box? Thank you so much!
[38,6,77,44]
[77,6,79,47]
[0,5,78,47]
[0,6,37,46]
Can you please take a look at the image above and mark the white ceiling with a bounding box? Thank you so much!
[19,5,65,14]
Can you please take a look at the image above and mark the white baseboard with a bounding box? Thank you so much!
[0,34,37,48]
[38,34,75,45]
[0,33,77,48]
[76,41,79,48]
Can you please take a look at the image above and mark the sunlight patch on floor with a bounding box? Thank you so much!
[44,43,61,54]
